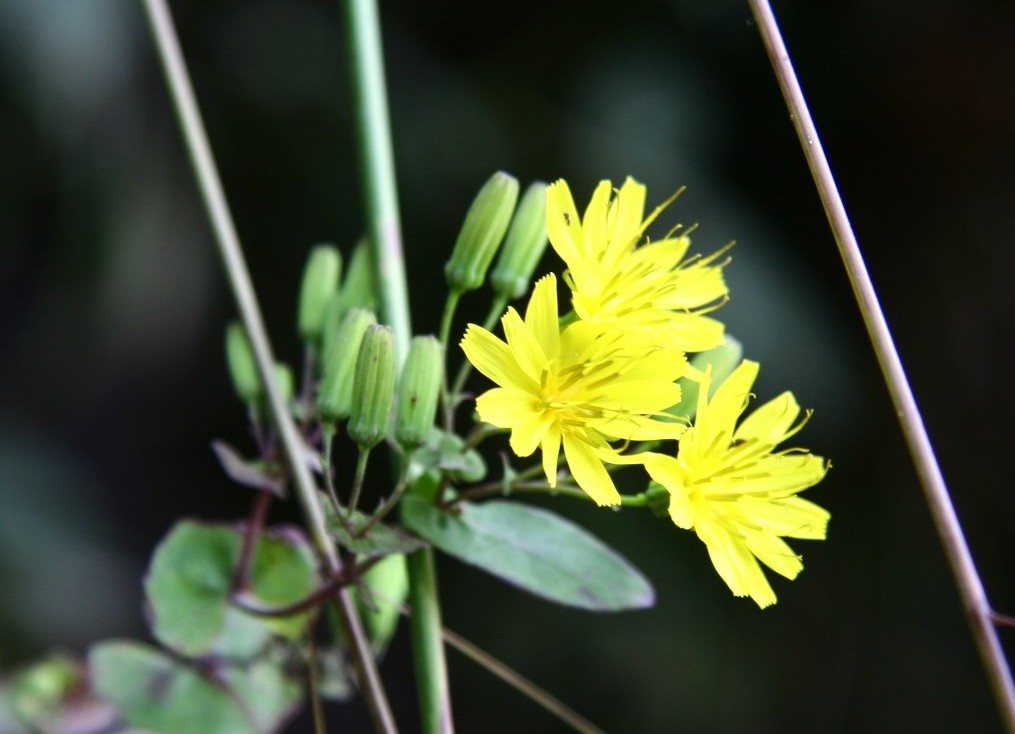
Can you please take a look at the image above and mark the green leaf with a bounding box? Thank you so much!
[356,553,409,655]
[413,427,487,482]
[324,502,427,557]
[144,521,317,657]
[89,640,256,734]
[210,440,286,498]
[401,496,655,611]
[221,655,304,733]
[0,653,85,732]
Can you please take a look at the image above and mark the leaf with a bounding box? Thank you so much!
[89,640,255,734]
[221,655,303,733]
[324,501,427,557]
[413,428,488,483]
[211,440,286,498]
[144,521,317,657]
[401,496,655,611]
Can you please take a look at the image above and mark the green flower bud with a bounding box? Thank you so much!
[225,321,260,402]
[444,171,519,292]
[318,308,377,423]
[395,336,443,450]
[348,325,397,448]
[491,181,549,300]
[272,362,295,405]
[298,244,342,341]
[337,239,378,314]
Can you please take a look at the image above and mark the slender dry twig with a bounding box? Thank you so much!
[747,2,1015,730]
[141,2,398,731]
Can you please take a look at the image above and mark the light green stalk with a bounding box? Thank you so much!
[141,2,397,732]
[342,0,454,731]
[748,2,1015,731]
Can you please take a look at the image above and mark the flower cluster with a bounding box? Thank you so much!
[461,177,829,607]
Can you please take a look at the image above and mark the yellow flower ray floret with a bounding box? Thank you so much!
[644,360,830,608]
[547,177,730,352]
[461,274,688,506]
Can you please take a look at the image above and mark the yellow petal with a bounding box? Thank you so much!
[540,422,562,487]
[474,387,539,427]
[501,306,547,381]
[460,322,534,393]
[546,180,583,266]
[735,391,801,445]
[562,432,620,506]
[525,274,560,359]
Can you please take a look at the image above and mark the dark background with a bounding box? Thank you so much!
[2,0,1014,732]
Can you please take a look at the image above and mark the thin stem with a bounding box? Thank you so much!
[439,290,464,432]
[306,618,327,734]
[406,549,455,734]
[440,627,607,734]
[450,294,506,404]
[348,446,372,516]
[358,459,413,535]
[142,3,397,731]
[321,424,343,517]
[748,2,1015,731]
[343,0,411,361]
[342,0,454,729]
[233,490,274,591]
[451,479,657,508]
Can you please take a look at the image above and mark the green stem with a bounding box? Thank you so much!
[439,290,463,431]
[406,548,455,734]
[343,0,411,362]
[450,294,508,401]
[358,458,413,535]
[142,2,397,731]
[749,2,1015,730]
[342,0,453,729]
[321,424,342,517]
[348,446,372,517]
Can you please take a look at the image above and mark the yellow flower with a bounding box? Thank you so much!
[546,177,729,352]
[461,274,687,506]
[644,360,830,608]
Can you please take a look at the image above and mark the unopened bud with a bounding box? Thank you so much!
[348,325,397,448]
[444,171,519,292]
[318,308,377,423]
[298,245,342,341]
[395,336,443,450]
[337,239,378,313]
[271,362,294,405]
[491,181,549,300]
[225,321,260,402]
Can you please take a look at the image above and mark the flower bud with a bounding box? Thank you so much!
[225,321,260,402]
[395,336,443,450]
[298,244,342,341]
[444,171,519,292]
[337,239,378,313]
[271,362,295,405]
[318,308,377,423]
[348,325,397,448]
[491,181,549,300]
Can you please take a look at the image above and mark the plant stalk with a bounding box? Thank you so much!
[342,0,455,730]
[407,549,455,734]
[748,2,1015,731]
[142,2,398,731]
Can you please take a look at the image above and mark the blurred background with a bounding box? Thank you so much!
[2,0,1014,731]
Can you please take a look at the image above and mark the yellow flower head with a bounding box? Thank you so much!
[461,274,687,506]
[546,177,729,353]
[644,360,830,608]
